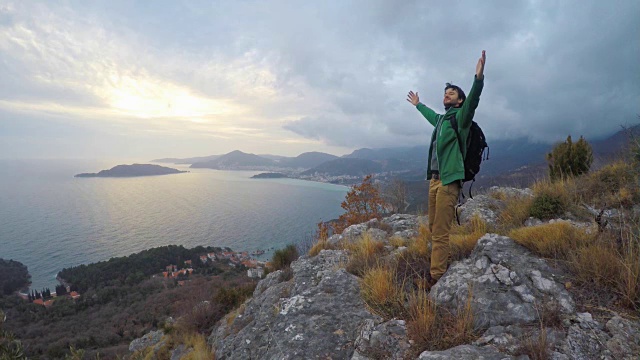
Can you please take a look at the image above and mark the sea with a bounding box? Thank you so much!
[0,159,348,292]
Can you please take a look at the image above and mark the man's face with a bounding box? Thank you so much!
[443,88,463,108]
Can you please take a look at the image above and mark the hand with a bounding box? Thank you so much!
[476,50,486,79]
[406,91,420,106]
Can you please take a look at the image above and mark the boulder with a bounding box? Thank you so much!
[429,234,575,328]
[210,250,380,360]
[418,344,519,359]
[457,195,504,225]
[351,319,411,360]
[129,330,164,353]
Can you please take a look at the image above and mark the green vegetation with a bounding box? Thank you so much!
[0,259,30,295]
[1,245,255,359]
[0,310,27,360]
[546,135,593,181]
[271,244,299,271]
[58,245,225,292]
[529,193,567,220]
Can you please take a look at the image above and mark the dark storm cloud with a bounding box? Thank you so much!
[1,0,638,159]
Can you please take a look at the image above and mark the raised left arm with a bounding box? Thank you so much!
[459,50,486,128]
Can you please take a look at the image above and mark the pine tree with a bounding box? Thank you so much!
[546,135,593,181]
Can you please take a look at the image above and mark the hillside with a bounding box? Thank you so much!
[190,150,276,169]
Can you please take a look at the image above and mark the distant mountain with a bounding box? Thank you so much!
[75,164,188,177]
[280,152,339,169]
[151,154,221,164]
[190,150,276,169]
[258,154,289,162]
[590,124,640,159]
[302,158,384,176]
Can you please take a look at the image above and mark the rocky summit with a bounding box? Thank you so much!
[130,187,639,359]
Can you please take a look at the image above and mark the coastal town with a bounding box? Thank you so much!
[22,247,269,307]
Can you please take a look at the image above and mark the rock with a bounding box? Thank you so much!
[558,321,612,359]
[584,205,621,219]
[429,234,575,328]
[382,214,420,232]
[552,313,640,359]
[605,315,640,359]
[327,234,343,247]
[457,195,503,225]
[129,330,164,353]
[393,229,419,241]
[351,319,411,360]
[254,269,287,296]
[366,228,388,242]
[170,344,192,360]
[343,223,369,241]
[210,250,380,360]
[418,344,518,359]
[489,186,534,199]
[524,217,543,227]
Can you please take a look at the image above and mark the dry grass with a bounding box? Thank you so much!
[508,222,596,260]
[407,222,431,258]
[389,235,407,248]
[450,216,488,260]
[569,242,623,288]
[497,194,535,230]
[580,161,640,208]
[345,232,386,275]
[180,333,216,360]
[510,221,640,310]
[406,287,477,354]
[360,265,405,318]
[308,239,335,257]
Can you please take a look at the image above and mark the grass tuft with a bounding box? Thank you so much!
[450,216,488,260]
[360,265,405,318]
[345,232,386,276]
[508,222,595,260]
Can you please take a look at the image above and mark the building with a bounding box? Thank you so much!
[247,267,265,278]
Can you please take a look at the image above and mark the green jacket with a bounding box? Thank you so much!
[416,75,484,185]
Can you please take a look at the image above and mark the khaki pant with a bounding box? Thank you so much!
[428,179,460,280]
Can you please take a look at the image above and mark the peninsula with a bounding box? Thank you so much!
[75,164,188,178]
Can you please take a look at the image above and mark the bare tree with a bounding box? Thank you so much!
[382,177,409,214]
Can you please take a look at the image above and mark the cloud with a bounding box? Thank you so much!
[0,0,638,159]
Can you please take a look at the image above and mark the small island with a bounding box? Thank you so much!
[251,172,288,179]
[75,164,188,178]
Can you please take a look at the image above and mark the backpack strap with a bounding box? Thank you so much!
[448,116,465,158]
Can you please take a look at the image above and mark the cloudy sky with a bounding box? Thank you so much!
[0,1,638,159]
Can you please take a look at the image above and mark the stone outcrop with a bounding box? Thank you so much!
[429,234,575,328]
[129,330,164,353]
[201,186,639,359]
[210,250,380,359]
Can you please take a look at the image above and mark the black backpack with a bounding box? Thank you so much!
[448,116,489,196]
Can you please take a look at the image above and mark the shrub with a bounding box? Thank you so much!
[546,135,593,181]
[529,193,566,220]
[332,175,388,234]
[213,285,255,313]
[271,244,299,271]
